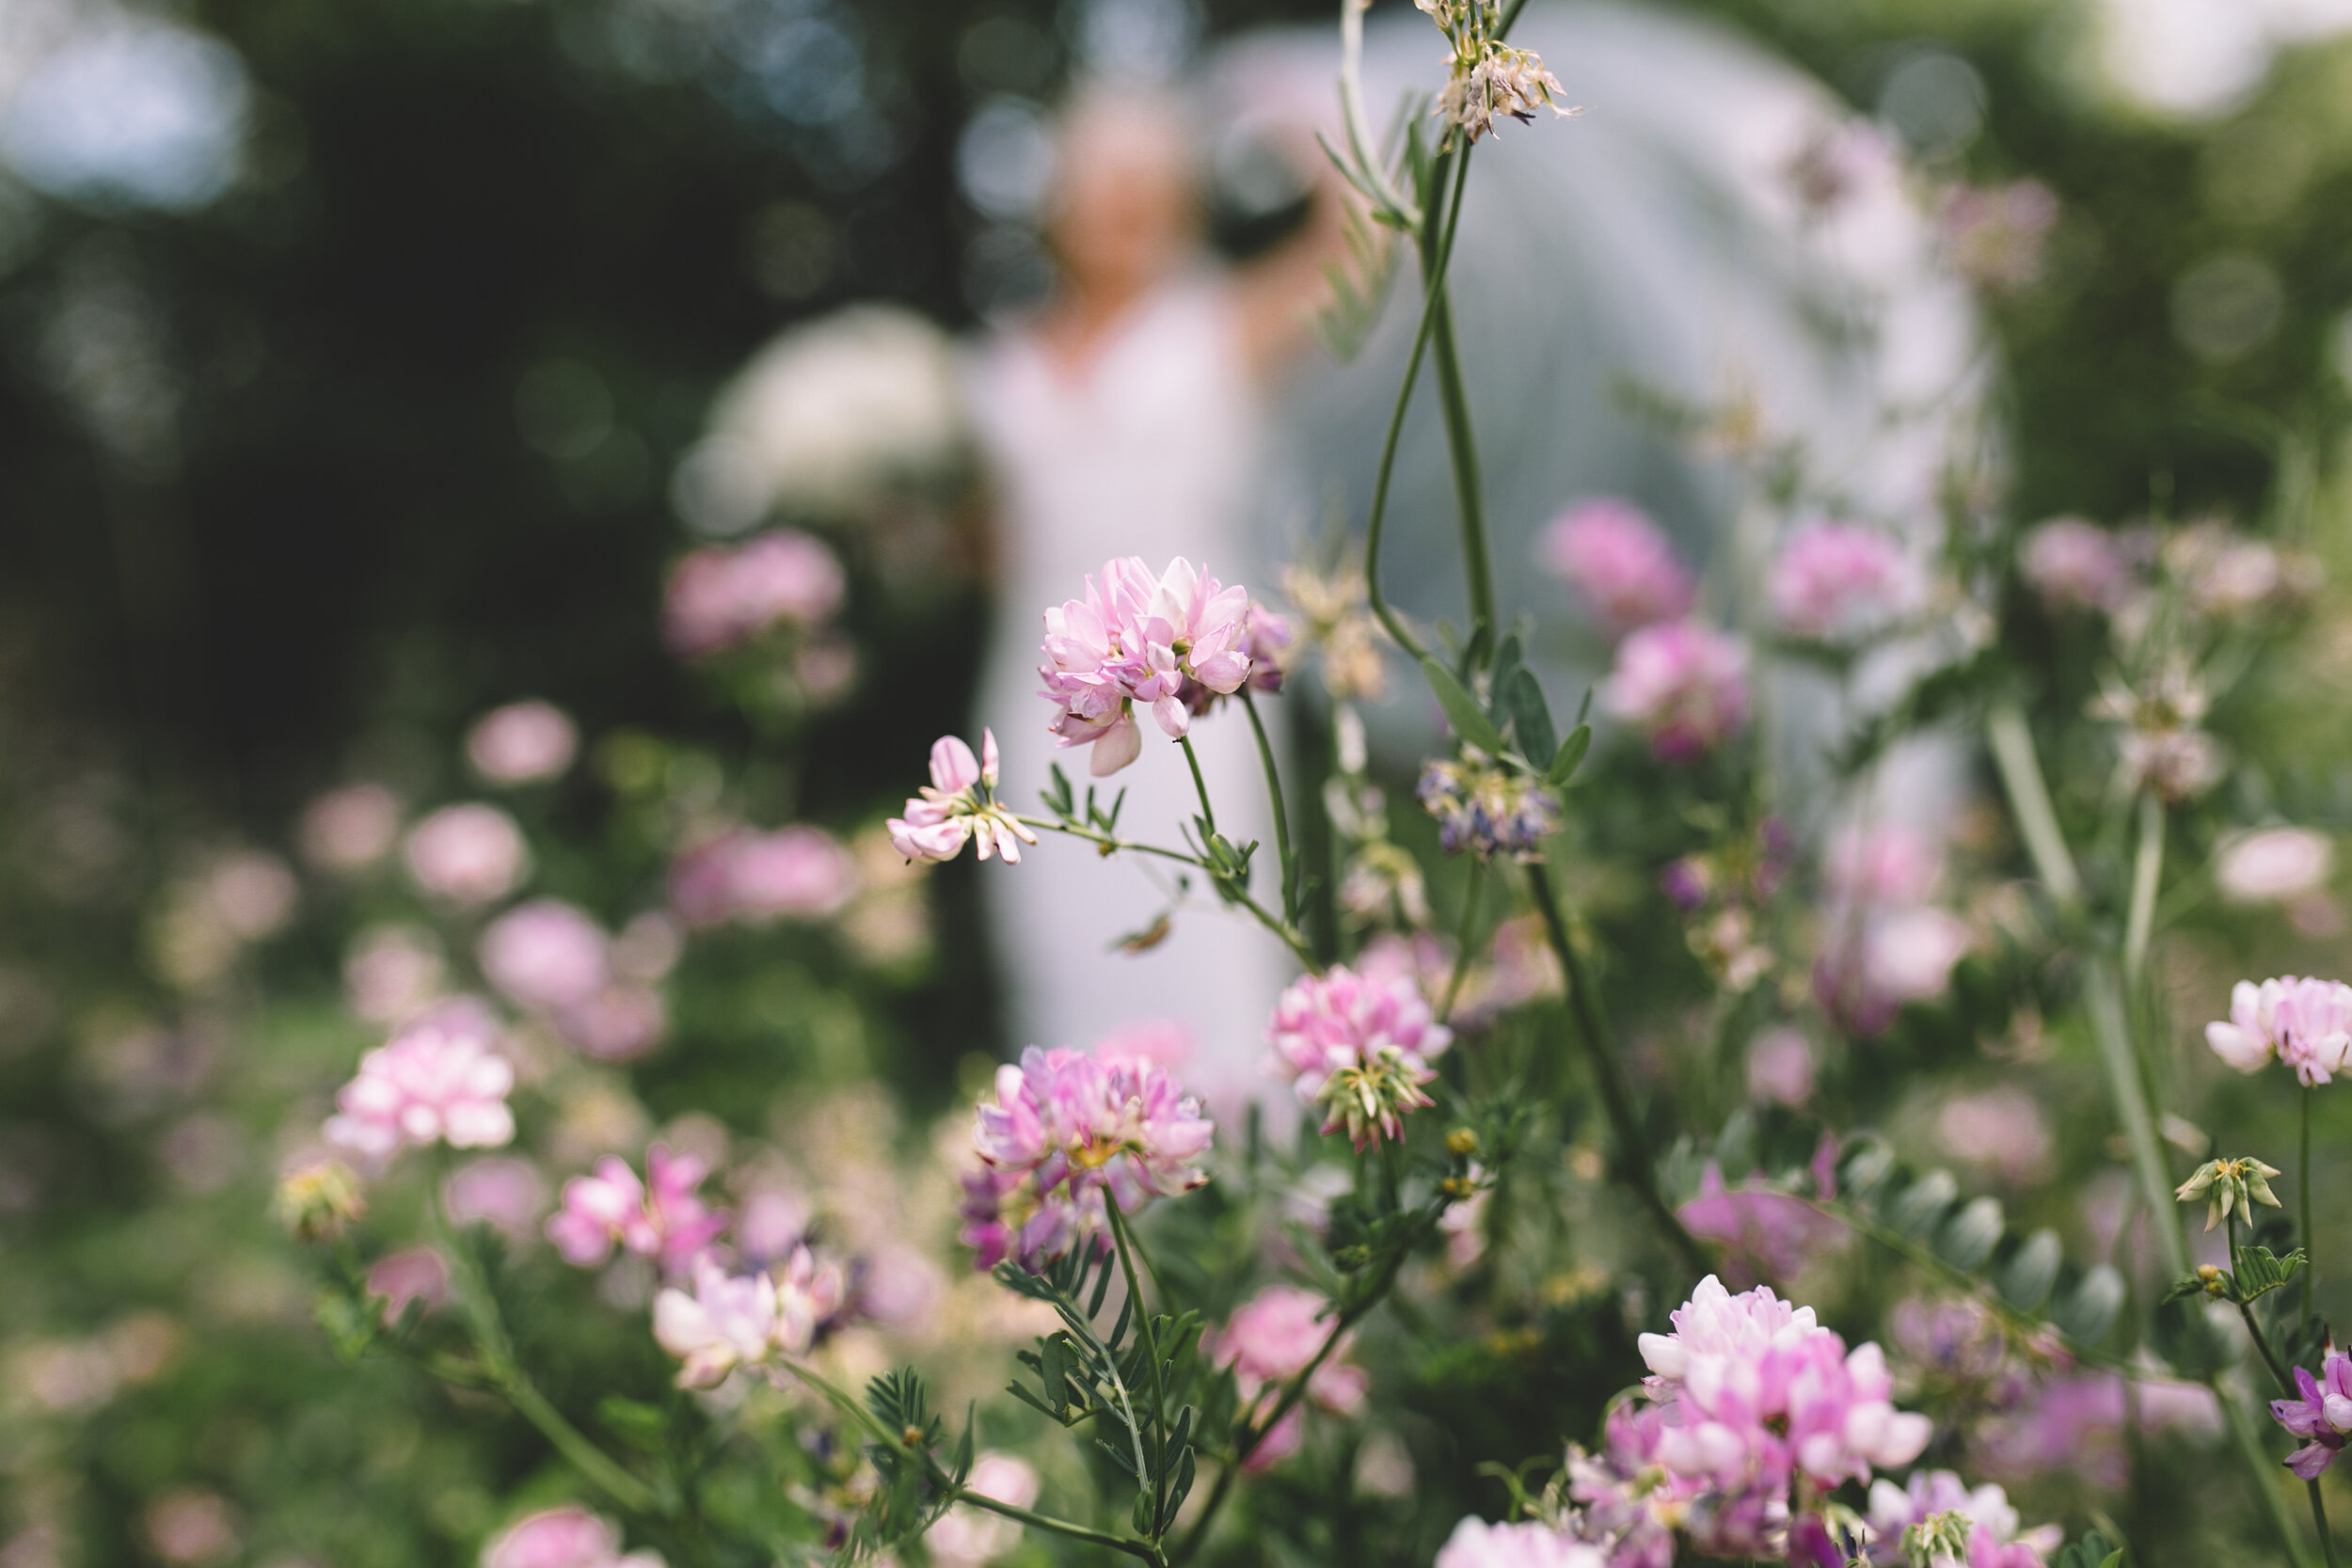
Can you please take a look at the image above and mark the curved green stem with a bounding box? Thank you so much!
[1179,735,1216,836]
[1363,142,1473,665]
[1525,860,1708,1276]
[1240,688,1299,923]
[1440,859,1487,1023]
[2214,1372,2321,1568]
[1428,293,1493,658]
[1013,814,1319,971]
[2304,1087,2318,1328]
[2086,957,2189,1280]
[1105,1203,1172,1539]
[1986,700,2084,908]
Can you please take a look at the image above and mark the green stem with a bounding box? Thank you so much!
[1013,815,1319,971]
[1441,858,1487,1023]
[1525,860,1708,1276]
[1985,699,2085,907]
[427,1185,658,1516]
[2304,1087,2318,1328]
[776,1360,1168,1566]
[1240,687,1299,924]
[2232,1211,2295,1395]
[1105,1203,1172,1539]
[1428,289,1493,660]
[2124,790,2164,985]
[2086,957,2189,1280]
[1363,141,1473,665]
[1179,735,1216,836]
[2313,1481,2342,1568]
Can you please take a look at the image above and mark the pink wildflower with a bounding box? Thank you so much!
[1211,1285,1369,1470]
[1676,1167,1846,1286]
[651,1246,847,1388]
[443,1156,548,1243]
[468,700,579,785]
[1637,1275,1931,1494]
[669,825,857,927]
[366,1246,450,1323]
[2272,1351,2352,1479]
[1770,520,1920,643]
[557,986,668,1061]
[887,731,1036,864]
[1265,964,1453,1148]
[662,530,845,658]
[403,802,530,907]
[325,1008,515,1170]
[1038,557,1256,777]
[483,1506,665,1568]
[547,1142,730,1276]
[2206,976,2352,1085]
[2217,828,2335,906]
[298,783,402,872]
[1866,1469,2060,1567]
[2018,517,2129,614]
[1603,621,1747,762]
[1816,828,1970,1038]
[479,899,611,1014]
[1536,497,1693,637]
[965,1042,1213,1271]
[1434,1518,1603,1568]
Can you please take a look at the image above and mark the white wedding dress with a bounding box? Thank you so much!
[967,276,1293,1119]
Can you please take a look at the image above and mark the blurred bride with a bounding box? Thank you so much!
[965,88,1341,1110]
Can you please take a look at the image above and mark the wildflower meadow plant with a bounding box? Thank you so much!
[271,7,2352,1566]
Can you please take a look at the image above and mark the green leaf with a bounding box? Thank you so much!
[1544,723,1591,787]
[1936,1196,2005,1272]
[1420,657,1507,753]
[1505,667,1557,768]
[1487,633,1524,725]
[2159,1273,2212,1306]
[2053,1265,2125,1345]
[1998,1228,2062,1312]
[596,1396,669,1451]
[1887,1169,1959,1238]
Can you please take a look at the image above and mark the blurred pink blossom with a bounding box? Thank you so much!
[1677,1167,1846,1286]
[298,783,402,873]
[547,1142,729,1276]
[1266,964,1452,1149]
[1827,824,1944,906]
[927,1452,1041,1568]
[1939,179,2060,292]
[325,1007,515,1169]
[557,986,667,1061]
[662,530,845,658]
[1536,497,1693,637]
[443,1156,548,1243]
[142,1490,239,1565]
[1979,1372,2216,1488]
[671,826,858,926]
[1212,1284,1368,1469]
[1770,520,1920,644]
[1433,1518,1600,1568]
[2217,828,2335,906]
[468,700,579,785]
[404,803,530,907]
[651,1246,847,1387]
[204,852,297,940]
[1936,1087,2054,1185]
[343,924,447,1026]
[1864,1469,2059,1567]
[734,1184,812,1266]
[483,1507,665,1568]
[1602,621,1747,763]
[2019,517,2130,614]
[365,1246,450,1323]
[479,898,611,1013]
[1745,1026,1814,1106]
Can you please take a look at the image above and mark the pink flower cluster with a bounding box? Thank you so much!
[405,802,531,907]
[1865,1470,2058,1567]
[1603,622,1747,763]
[2205,975,2352,1085]
[1210,1285,1369,1470]
[468,700,579,785]
[887,731,1036,864]
[1266,964,1453,1148]
[479,899,666,1060]
[961,1042,1213,1271]
[325,1005,515,1171]
[663,529,846,658]
[1769,521,1919,644]
[651,1247,848,1388]
[484,1507,665,1568]
[2017,517,2130,615]
[1435,1517,1605,1568]
[1536,498,1693,638]
[1812,826,1970,1039]
[2271,1350,2352,1479]
[668,824,858,927]
[1038,557,1259,777]
[548,1143,731,1277]
[1634,1275,1930,1497]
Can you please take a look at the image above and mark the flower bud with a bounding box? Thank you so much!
[274,1158,366,1241]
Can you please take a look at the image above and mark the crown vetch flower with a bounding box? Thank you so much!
[1210,1285,1370,1469]
[2271,1350,2352,1479]
[468,700,579,785]
[1866,1469,2059,1567]
[1770,520,1921,643]
[887,731,1036,864]
[1603,621,1748,762]
[325,1008,516,1171]
[548,1143,731,1276]
[1038,557,1255,777]
[1433,1517,1603,1568]
[479,898,611,1014]
[2205,975,2352,1085]
[2018,517,2130,614]
[404,802,530,907]
[1266,964,1453,1148]
[2173,1154,2282,1234]
[966,1042,1213,1270]
[1418,758,1561,861]
[651,1246,848,1388]
[663,530,845,658]
[1538,497,1694,636]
